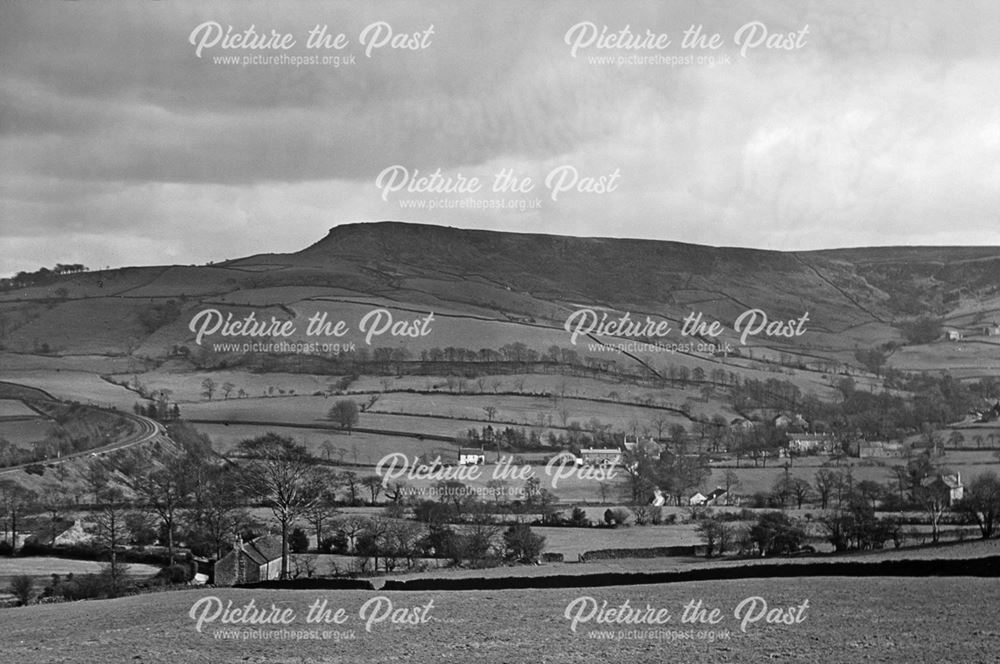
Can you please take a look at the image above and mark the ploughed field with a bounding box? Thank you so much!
[2,576,997,663]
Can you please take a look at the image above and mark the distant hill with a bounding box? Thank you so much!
[2,222,999,371]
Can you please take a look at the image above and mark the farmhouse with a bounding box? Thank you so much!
[854,440,907,458]
[579,447,621,466]
[688,492,708,506]
[921,473,965,506]
[623,435,663,456]
[785,433,838,455]
[971,401,1000,423]
[213,535,283,586]
[458,448,486,465]
[945,328,963,341]
[981,323,1000,337]
[772,413,809,430]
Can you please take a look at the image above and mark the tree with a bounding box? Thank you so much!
[854,348,888,377]
[502,523,546,563]
[0,480,36,555]
[788,478,814,509]
[341,471,360,505]
[288,527,310,554]
[83,459,109,503]
[184,465,247,559]
[362,474,383,504]
[130,456,193,565]
[914,481,949,544]
[697,516,733,558]
[329,400,359,433]
[381,520,425,571]
[355,516,391,572]
[814,469,840,510]
[201,377,217,400]
[38,491,72,546]
[234,433,326,579]
[333,514,370,553]
[302,484,339,553]
[855,480,884,511]
[723,470,741,505]
[89,487,132,594]
[900,317,942,345]
[955,471,1000,539]
[749,512,805,556]
[7,575,34,606]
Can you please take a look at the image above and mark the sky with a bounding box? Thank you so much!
[2,0,1000,275]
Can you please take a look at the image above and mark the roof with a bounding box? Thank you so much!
[458,448,485,455]
[243,535,283,565]
[787,433,834,441]
[706,488,728,499]
[580,448,621,454]
[921,474,962,490]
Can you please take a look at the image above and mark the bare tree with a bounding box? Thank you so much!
[234,434,326,579]
[814,468,840,510]
[333,514,370,554]
[129,456,194,565]
[362,475,384,504]
[38,490,72,546]
[0,480,36,555]
[89,487,132,592]
[201,377,217,400]
[341,471,360,505]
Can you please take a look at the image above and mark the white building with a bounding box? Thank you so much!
[458,448,486,465]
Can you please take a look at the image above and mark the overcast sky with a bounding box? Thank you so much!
[2,0,1000,275]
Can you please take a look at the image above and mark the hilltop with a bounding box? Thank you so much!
[0,222,997,374]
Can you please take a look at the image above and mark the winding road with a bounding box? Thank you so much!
[0,382,168,476]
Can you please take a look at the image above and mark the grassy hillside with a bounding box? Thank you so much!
[4,222,997,365]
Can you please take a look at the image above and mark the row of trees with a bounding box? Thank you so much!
[2,264,88,290]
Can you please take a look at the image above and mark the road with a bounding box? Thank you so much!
[0,386,167,476]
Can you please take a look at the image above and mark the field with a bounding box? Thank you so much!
[0,557,161,592]
[889,338,1000,377]
[0,419,51,446]
[0,399,41,418]
[533,524,701,558]
[1,577,998,663]
[198,424,451,464]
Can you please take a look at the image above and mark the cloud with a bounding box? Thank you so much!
[2,0,1000,275]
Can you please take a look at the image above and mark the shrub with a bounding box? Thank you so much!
[17,538,50,557]
[568,507,590,527]
[320,532,349,554]
[155,563,193,584]
[8,575,34,606]
[502,524,546,563]
[289,528,310,554]
[603,507,634,527]
[633,506,653,525]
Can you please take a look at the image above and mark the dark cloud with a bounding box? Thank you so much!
[2,0,1000,275]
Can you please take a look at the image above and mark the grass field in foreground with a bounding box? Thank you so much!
[1,576,997,663]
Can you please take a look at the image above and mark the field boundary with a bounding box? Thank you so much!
[233,555,1000,592]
